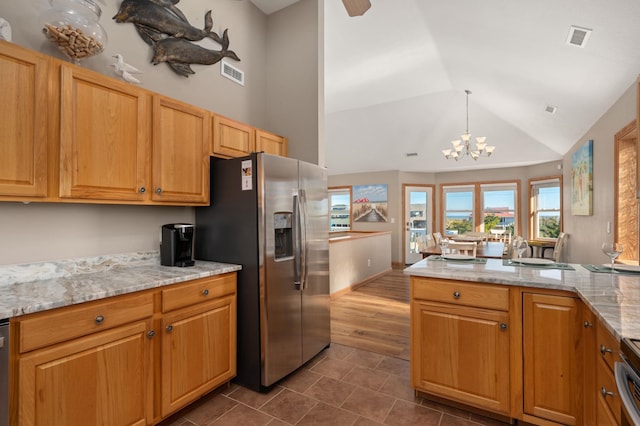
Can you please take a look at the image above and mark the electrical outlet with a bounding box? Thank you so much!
[367,259,371,267]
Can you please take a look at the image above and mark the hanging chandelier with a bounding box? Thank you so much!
[442,89,495,161]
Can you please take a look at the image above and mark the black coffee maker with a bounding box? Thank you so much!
[160,223,195,267]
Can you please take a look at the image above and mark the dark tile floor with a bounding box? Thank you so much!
[159,343,509,426]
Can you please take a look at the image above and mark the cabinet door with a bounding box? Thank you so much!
[256,129,288,157]
[19,321,153,426]
[152,96,210,204]
[523,293,582,425]
[161,294,236,417]
[212,115,255,158]
[0,42,48,198]
[411,300,510,414]
[59,65,150,201]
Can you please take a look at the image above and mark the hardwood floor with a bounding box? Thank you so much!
[330,268,410,360]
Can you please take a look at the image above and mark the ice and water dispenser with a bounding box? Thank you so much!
[274,212,293,260]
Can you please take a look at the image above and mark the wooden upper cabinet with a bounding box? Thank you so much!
[152,96,210,204]
[256,129,288,157]
[59,64,150,201]
[212,114,255,158]
[0,41,49,198]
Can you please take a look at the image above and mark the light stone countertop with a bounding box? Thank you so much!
[0,251,241,320]
[405,257,640,342]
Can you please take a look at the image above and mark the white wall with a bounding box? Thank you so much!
[329,233,392,294]
[562,81,636,264]
[0,0,320,266]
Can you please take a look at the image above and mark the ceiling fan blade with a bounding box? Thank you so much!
[342,0,371,17]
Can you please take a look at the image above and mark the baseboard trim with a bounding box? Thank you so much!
[330,268,393,299]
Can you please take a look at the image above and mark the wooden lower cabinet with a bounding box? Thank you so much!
[523,292,584,425]
[12,273,237,425]
[18,320,153,426]
[410,277,511,415]
[411,278,598,425]
[161,293,236,417]
[411,300,510,414]
[594,319,621,425]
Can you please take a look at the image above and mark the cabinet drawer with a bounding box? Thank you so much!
[19,292,154,353]
[162,273,236,312]
[596,321,619,373]
[411,277,509,311]
[596,356,621,424]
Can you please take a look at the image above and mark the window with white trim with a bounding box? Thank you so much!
[529,177,562,239]
[329,187,351,232]
[442,185,474,235]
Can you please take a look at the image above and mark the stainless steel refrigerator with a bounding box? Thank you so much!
[195,152,330,392]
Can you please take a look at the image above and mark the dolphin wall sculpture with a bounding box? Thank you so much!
[113,0,240,77]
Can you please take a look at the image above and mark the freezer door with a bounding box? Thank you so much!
[298,160,330,364]
[259,154,303,387]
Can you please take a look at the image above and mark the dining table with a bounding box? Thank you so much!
[421,241,506,259]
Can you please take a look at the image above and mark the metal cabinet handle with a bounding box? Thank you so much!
[500,323,508,331]
[584,321,593,328]
[155,187,162,194]
[600,344,613,356]
[165,325,173,333]
[453,291,460,299]
[139,187,146,193]
[95,315,104,324]
[601,386,615,398]
[147,330,155,339]
[202,289,209,296]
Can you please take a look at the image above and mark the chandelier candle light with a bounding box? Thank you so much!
[442,90,495,161]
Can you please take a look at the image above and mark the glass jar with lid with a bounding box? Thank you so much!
[41,0,107,63]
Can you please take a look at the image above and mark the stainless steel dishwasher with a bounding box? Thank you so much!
[0,318,8,426]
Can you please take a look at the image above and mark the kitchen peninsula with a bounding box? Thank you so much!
[405,257,640,425]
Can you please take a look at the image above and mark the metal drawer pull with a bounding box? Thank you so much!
[601,386,615,398]
[139,187,146,193]
[147,330,155,339]
[155,187,162,194]
[202,289,209,296]
[500,323,508,331]
[453,291,460,299]
[583,321,593,328]
[600,344,613,356]
[166,325,173,333]
[95,315,104,324]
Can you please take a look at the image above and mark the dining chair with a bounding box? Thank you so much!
[447,241,477,257]
[433,232,443,245]
[425,233,436,248]
[466,231,488,244]
[553,232,568,263]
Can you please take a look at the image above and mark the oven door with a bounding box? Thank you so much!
[616,358,640,425]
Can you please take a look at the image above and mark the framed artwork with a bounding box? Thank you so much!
[353,184,388,223]
[571,139,593,216]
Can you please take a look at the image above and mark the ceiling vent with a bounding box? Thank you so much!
[545,105,557,114]
[405,152,418,157]
[566,25,592,48]
[221,60,245,86]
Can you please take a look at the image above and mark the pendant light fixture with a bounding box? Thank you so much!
[442,90,495,161]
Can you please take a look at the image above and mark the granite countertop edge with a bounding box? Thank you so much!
[405,258,640,342]
[0,252,241,320]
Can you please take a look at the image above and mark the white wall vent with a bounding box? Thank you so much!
[545,105,557,114]
[221,60,245,86]
[405,152,418,157]
[566,25,592,48]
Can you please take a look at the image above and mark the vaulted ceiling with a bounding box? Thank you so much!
[251,0,640,175]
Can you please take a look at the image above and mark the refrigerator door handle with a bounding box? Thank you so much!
[293,194,302,290]
[299,189,308,290]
